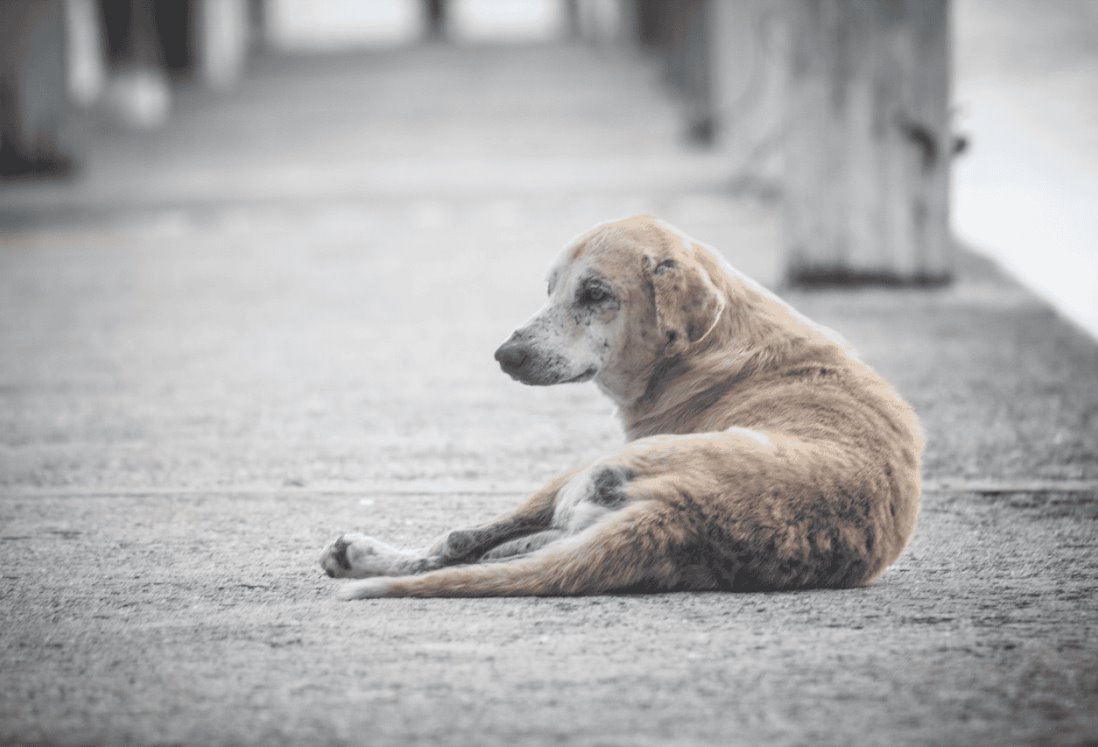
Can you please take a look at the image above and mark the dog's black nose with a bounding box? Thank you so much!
[494,341,530,374]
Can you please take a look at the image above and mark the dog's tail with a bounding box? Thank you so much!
[338,502,685,599]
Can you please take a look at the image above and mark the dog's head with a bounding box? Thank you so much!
[494,216,727,401]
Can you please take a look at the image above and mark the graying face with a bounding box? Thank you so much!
[494,252,630,387]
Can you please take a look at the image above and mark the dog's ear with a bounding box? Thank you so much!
[643,255,726,357]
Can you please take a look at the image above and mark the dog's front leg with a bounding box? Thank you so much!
[320,469,578,579]
[425,469,579,561]
[319,534,442,579]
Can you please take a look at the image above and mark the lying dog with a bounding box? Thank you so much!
[321,216,922,599]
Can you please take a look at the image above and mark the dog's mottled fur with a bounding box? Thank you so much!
[320,216,923,599]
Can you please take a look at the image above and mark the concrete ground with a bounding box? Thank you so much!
[1,42,1096,746]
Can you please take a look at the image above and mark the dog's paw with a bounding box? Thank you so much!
[319,533,413,579]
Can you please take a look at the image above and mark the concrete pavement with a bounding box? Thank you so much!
[1,42,1096,745]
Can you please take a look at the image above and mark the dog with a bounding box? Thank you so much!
[320,216,923,599]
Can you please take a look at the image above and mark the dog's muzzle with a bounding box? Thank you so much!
[495,330,591,385]
[494,337,532,379]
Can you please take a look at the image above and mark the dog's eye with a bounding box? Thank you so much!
[579,286,609,305]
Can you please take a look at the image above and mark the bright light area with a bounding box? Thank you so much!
[266,0,421,50]
[953,0,1098,340]
[266,0,562,50]
[448,0,562,42]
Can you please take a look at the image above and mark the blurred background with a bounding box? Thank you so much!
[1,0,1095,335]
[1,0,1096,488]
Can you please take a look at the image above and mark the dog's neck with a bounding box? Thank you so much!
[609,277,847,440]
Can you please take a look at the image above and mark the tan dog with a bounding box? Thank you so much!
[320,216,923,599]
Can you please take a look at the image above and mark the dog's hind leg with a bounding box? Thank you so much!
[337,501,693,599]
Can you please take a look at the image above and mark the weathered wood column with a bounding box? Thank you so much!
[568,0,630,46]
[193,0,249,89]
[783,0,952,283]
[421,0,447,40]
[707,0,791,192]
[630,0,712,141]
[0,0,70,176]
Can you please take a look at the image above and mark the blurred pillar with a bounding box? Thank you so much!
[98,0,171,128]
[422,0,447,40]
[0,0,71,176]
[629,0,711,141]
[99,0,170,69]
[563,0,582,38]
[247,0,267,48]
[571,0,630,45]
[783,0,952,284]
[145,0,248,88]
[707,0,790,193]
[675,0,711,142]
[194,0,248,89]
[632,0,673,49]
[66,0,108,107]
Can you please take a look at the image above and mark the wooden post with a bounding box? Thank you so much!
[422,0,447,40]
[629,0,711,141]
[0,0,71,176]
[193,0,248,89]
[632,0,673,50]
[783,0,951,284]
[707,0,790,193]
[570,0,631,45]
[563,0,582,39]
[66,0,109,107]
[676,0,712,142]
[97,0,171,128]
